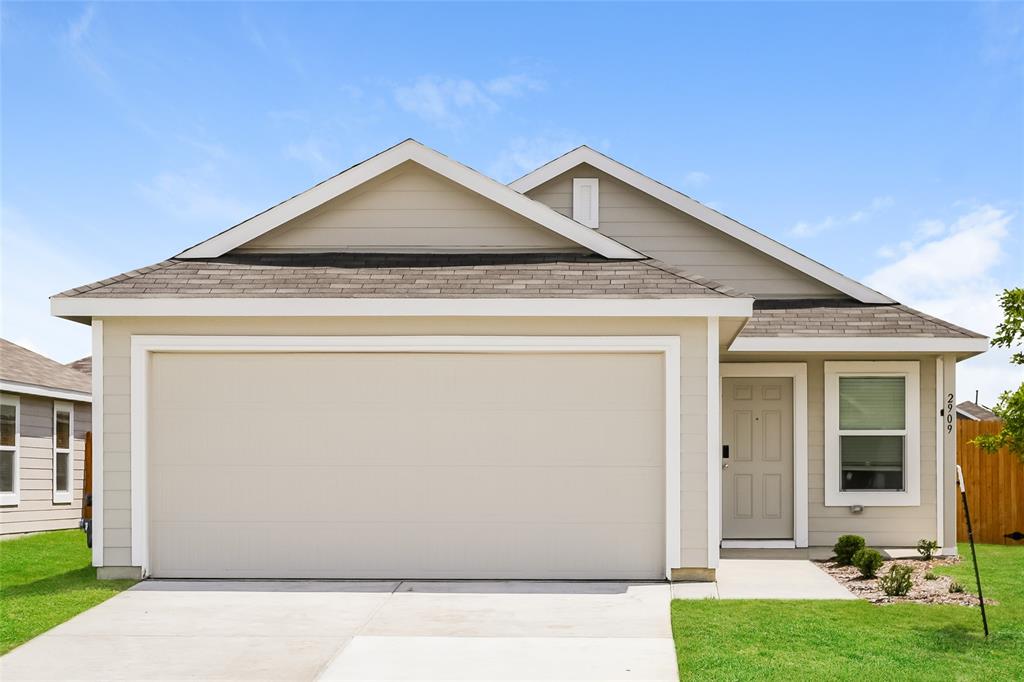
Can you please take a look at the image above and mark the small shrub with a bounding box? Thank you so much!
[833,534,866,566]
[916,539,940,561]
[949,581,965,594]
[879,564,913,596]
[852,548,884,578]
[924,571,938,581]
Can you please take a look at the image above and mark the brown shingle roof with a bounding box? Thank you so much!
[52,253,741,299]
[66,356,92,376]
[0,339,91,394]
[737,299,986,339]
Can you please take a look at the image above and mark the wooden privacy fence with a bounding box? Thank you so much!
[957,420,1024,545]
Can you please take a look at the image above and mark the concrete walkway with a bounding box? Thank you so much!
[671,559,855,600]
[0,580,678,681]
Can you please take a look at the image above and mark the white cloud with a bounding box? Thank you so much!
[284,137,334,173]
[790,196,894,237]
[484,74,545,97]
[62,4,111,86]
[393,74,545,128]
[790,216,837,238]
[67,4,96,47]
[848,196,894,223]
[864,205,1022,405]
[137,165,251,226]
[681,171,710,189]
[866,206,1010,301]
[394,76,496,127]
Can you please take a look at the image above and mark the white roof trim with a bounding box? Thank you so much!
[52,296,754,319]
[176,140,643,260]
[0,380,91,403]
[510,147,895,304]
[955,407,981,421]
[728,336,989,353]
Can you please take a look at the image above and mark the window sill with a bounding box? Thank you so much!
[825,489,921,507]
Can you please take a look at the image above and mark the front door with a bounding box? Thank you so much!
[722,377,794,539]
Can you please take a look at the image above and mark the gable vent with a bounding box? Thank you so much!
[572,178,599,229]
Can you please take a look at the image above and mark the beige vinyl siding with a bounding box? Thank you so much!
[722,352,940,547]
[0,394,90,535]
[239,162,582,253]
[98,316,711,571]
[526,165,843,298]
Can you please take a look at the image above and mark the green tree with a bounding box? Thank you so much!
[973,288,1024,461]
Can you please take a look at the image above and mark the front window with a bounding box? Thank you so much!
[839,376,906,491]
[825,361,920,506]
[1,395,19,506]
[53,402,73,504]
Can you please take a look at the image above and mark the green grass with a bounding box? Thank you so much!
[0,530,136,655]
[672,544,1024,681]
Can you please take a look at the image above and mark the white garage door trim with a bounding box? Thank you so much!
[129,335,682,578]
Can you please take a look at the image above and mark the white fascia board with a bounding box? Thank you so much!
[0,380,91,403]
[176,140,642,260]
[510,147,895,304]
[728,336,990,353]
[52,296,755,319]
[954,407,980,421]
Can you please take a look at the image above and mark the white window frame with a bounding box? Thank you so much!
[0,394,20,506]
[824,361,920,506]
[572,178,599,229]
[53,400,73,504]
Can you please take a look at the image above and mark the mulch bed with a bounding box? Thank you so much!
[816,555,991,606]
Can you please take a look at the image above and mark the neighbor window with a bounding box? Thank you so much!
[824,362,920,506]
[1,395,19,506]
[53,402,73,504]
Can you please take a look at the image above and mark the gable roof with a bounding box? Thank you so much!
[509,146,894,305]
[0,339,91,400]
[177,140,644,261]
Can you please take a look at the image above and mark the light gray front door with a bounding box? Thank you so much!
[722,377,794,539]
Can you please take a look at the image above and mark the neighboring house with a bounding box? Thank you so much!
[1,339,91,536]
[66,356,92,376]
[956,400,999,421]
[50,140,987,581]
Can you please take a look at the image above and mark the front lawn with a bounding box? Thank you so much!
[0,530,136,655]
[672,544,1024,681]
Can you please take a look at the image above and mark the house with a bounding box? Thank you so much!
[1,339,92,536]
[50,140,987,581]
[956,400,999,421]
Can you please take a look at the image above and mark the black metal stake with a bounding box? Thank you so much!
[957,464,989,637]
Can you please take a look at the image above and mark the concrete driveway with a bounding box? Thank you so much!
[0,580,678,681]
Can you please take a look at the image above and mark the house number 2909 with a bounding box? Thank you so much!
[946,393,955,434]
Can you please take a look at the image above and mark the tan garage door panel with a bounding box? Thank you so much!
[149,352,665,579]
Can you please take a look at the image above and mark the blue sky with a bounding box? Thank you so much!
[2,2,1022,402]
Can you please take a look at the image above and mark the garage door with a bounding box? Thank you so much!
[148,351,666,579]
